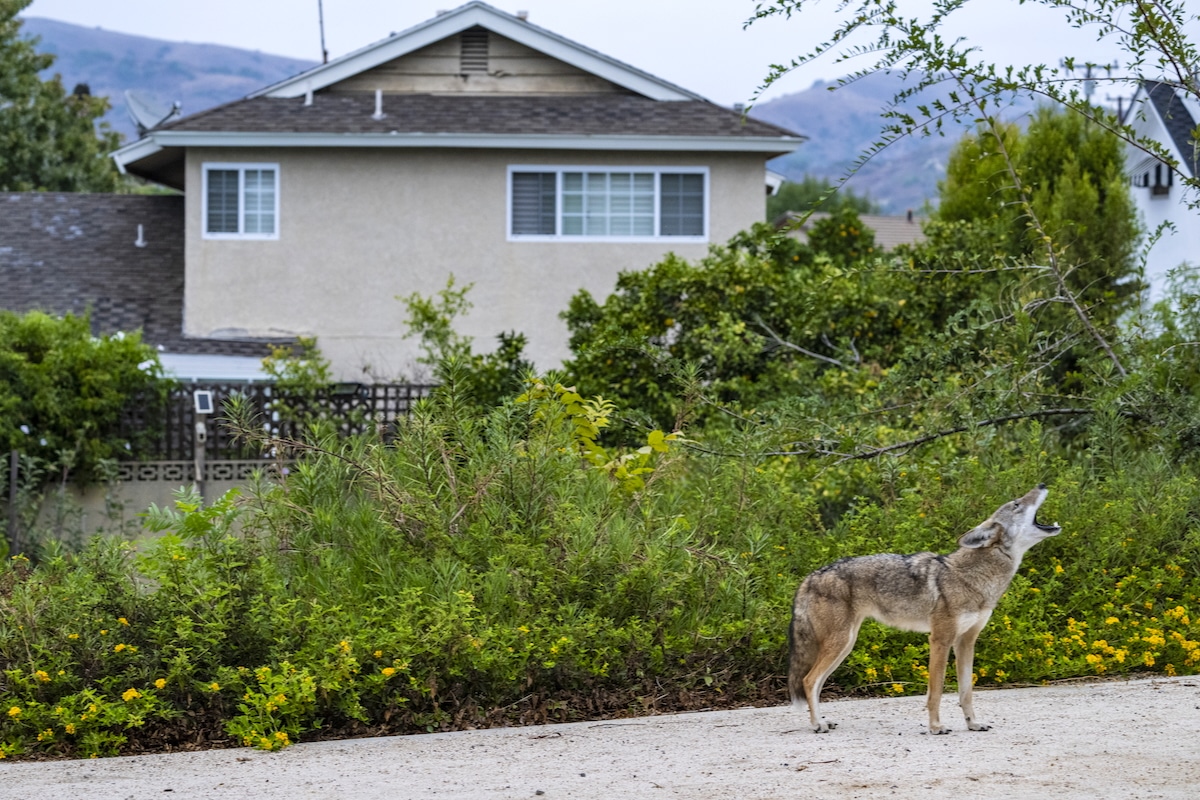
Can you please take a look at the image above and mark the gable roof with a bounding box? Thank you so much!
[112,3,803,185]
[1137,80,1200,179]
[0,193,286,361]
[251,1,704,102]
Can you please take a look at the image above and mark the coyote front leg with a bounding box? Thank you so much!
[954,618,992,731]
[925,616,955,734]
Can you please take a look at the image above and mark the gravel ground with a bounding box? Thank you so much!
[3,676,1198,799]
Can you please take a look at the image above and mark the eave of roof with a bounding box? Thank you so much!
[250,1,704,103]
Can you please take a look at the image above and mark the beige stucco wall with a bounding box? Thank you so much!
[183,147,769,381]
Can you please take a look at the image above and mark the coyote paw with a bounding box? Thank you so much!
[967,720,991,731]
[928,726,952,735]
[813,720,837,733]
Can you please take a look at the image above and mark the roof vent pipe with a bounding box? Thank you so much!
[372,89,385,120]
[135,224,147,248]
[516,10,529,20]
[304,82,313,107]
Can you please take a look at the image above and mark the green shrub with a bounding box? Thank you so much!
[0,382,1196,759]
[0,310,169,484]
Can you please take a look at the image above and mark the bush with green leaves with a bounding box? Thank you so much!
[0,310,168,484]
[561,217,929,433]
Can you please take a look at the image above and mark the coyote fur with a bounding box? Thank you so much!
[789,484,1061,734]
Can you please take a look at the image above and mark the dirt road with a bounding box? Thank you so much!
[3,676,1198,799]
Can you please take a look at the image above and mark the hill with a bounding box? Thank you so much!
[22,17,1033,211]
[20,17,315,142]
[752,73,1034,212]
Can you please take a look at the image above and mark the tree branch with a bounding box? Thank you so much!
[684,407,1093,462]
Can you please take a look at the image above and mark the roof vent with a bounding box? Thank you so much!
[516,10,529,21]
[460,27,488,74]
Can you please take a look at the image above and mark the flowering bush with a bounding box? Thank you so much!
[0,384,1196,758]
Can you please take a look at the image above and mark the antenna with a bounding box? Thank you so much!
[318,0,329,64]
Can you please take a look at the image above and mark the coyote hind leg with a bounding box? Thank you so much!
[803,621,861,733]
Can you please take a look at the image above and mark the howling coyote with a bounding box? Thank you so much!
[788,484,1060,734]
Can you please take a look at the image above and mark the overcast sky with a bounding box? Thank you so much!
[23,0,1141,106]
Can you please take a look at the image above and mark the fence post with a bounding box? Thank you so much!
[7,450,19,557]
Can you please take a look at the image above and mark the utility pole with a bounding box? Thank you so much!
[1059,59,1119,104]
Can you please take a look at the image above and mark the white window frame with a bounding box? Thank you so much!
[201,162,280,240]
[506,165,709,243]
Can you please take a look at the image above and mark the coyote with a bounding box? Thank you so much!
[788,484,1060,734]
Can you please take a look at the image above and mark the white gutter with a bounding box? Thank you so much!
[111,136,166,174]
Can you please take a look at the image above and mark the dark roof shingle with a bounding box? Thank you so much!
[0,192,280,357]
[155,92,801,141]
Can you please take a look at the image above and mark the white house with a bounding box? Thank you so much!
[1124,79,1200,306]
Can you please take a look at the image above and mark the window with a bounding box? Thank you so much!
[508,167,707,240]
[203,164,279,238]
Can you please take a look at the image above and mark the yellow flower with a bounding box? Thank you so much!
[382,667,396,677]
[34,670,50,682]
[122,688,141,702]
[7,707,21,718]
[210,682,221,692]
[68,633,79,640]
[65,723,76,734]
[114,643,126,652]
[1105,617,1119,625]
[339,640,351,653]
[155,679,166,690]
[37,729,53,742]
[890,683,904,694]
[118,617,129,626]
[99,629,108,636]
[373,650,383,658]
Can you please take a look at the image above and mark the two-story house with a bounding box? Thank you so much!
[110,1,803,380]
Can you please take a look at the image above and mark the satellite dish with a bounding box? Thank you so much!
[124,90,182,135]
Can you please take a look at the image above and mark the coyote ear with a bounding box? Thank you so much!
[959,521,1002,549]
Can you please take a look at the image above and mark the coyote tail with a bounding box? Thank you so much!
[788,590,816,704]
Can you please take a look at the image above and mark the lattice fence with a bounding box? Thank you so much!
[118,383,436,462]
